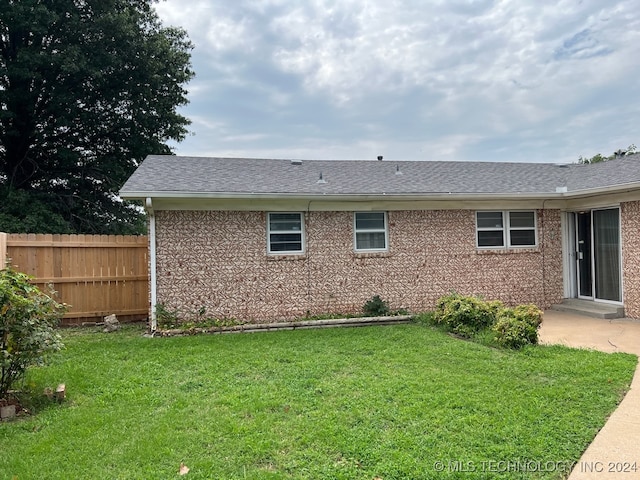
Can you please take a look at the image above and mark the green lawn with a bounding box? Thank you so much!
[0,324,636,480]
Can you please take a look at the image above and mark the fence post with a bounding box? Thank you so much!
[0,232,7,267]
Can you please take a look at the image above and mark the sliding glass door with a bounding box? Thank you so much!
[593,208,621,302]
[575,208,621,303]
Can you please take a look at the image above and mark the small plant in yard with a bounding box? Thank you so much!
[413,311,437,326]
[511,303,544,328]
[155,303,239,330]
[0,267,65,397]
[362,295,390,316]
[428,293,543,349]
[434,292,503,337]
[155,302,181,329]
[492,304,543,349]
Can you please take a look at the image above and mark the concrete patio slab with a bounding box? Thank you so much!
[539,310,640,479]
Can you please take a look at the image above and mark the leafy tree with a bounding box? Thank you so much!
[578,144,637,164]
[1,266,65,397]
[0,0,194,234]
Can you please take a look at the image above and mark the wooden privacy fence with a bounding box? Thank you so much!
[1,233,149,325]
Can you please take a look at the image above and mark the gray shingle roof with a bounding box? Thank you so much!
[565,156,640,191]
[120,154,640,198]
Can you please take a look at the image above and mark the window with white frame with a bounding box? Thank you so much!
[354,212,388,251]
[508,211,537,246]
[476,211,537,248]
[268,212,304,254]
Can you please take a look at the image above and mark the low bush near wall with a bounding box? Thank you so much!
[362,295,390,316]
[492,304,544,349]
[433,292,504,337]
[493,316,538,349]
[424,293,543,349]
[155,303,239,330]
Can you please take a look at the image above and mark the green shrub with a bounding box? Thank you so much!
[155,303,180,329]
[155,303,240,330]
[511,304,544,329]
[433,292,503,337]
[492,317,538,349]
[0,267,65,397]
[492,304,543,349]
[363,295,390,316]
[413,311,437,326]
[428,293,543,348]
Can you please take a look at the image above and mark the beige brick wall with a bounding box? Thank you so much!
[622,201,640,318]
[154,209,564,323]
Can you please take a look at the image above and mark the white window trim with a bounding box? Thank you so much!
[267,212,305,254]
[476,211,505,248]
[476,211,538,249]
[354,211,389,252]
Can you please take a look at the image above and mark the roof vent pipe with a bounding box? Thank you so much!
[316,172,327,184]
[377,156,383,161]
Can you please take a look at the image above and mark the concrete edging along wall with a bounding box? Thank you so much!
[155,315,414,336]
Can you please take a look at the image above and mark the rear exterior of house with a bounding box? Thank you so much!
[120,155,640,328]
[154,209,563,321]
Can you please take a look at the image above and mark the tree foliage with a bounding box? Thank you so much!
[578,144,637,164]
[0,0,194,234]
[1,266,65,397]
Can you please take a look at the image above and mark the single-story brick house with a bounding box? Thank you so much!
[120,154,640,329]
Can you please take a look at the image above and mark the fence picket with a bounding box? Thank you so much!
[2,232,149,325]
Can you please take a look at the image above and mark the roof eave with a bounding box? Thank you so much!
[565,182,640,198]
[119,190,566,202]
[120,180,640,202]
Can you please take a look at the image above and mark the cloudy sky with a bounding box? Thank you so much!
[155,0,639,164]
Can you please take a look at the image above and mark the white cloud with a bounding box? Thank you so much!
[157,0,640,162]
[155,0,254,54]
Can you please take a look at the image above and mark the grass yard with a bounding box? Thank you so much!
[0,323,636,480]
